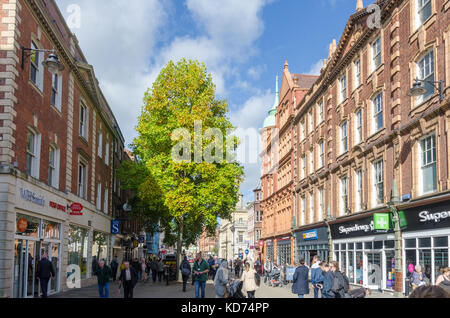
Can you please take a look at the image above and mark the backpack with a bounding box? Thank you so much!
[342,273,350,293]
[255,272,261,286]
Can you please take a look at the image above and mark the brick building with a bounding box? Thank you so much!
[0,0,131,298]
[198,229,218,257]
[289,0,450,295]
[260,70,317,267]
[247,184,262,261]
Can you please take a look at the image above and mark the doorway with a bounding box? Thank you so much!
[365,252,382,289]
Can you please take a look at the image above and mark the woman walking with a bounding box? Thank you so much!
[180,256,192,292]
[214,260,230,298]
[140,258,147,282]
[241,261,258,298]
[435,267,450,294]
[292,259,309,298]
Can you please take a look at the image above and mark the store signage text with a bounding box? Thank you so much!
[49,201,66,212]
[338,221,374,235]
[69,203,84,215]
[419,210,450,223]
[302,230,318,241]
[20,188,45,207]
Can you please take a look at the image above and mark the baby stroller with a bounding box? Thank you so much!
[269,267,282,287]
[227,280,245,298]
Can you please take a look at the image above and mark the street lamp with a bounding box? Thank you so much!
[21,46,65,74]
[324,204,336,262]
[408,78,445,103]
[231,224,235,260]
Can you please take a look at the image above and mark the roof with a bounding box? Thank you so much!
[291,74,320,89]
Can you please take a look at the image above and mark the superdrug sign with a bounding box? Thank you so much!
[330,216,394,240]
[402,201,450,232]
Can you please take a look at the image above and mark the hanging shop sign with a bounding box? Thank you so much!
[330,216,394,240]
[373,213,390,231]
[402,201,450,232]
[69,203,84,215]
[111,220,121,234]
[259,240,264,247]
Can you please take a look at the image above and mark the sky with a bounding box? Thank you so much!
[56,0,373,204]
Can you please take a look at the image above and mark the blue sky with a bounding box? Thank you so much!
[56,0,373,203]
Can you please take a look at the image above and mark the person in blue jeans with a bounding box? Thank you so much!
[94,259,112,298]
[193,252,209,298]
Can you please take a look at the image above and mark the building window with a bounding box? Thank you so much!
[301,120,306,141]
[416,50,435,103]
[373,159,384,207]
[26,129,40,178]
[97,133,103,158]
[341,121,348,154]
[103,188,109,214]
[301,156,306,180]
[354,59,361,89]
[48,146,59,188]
[373,93,383,133]
[96,183,102,211]
[51,73,62,110]
[78,161,87,200]
[319,188,324,221]
[355,169,363,212]
[417,0,432,27]
[80,104,88,139]
[319,140,324,168]
[30,41,43,89]
[372,37,382,71]
[355,110,362,144]
[419,134,437,195]
[105,143,109,166]
[301,196,306,226]
[309,192,314,224]
[318,101,324,124]
[340,176,348,216]
[309,149,314,174]
[309,111,314,133]
[340,75,347,103]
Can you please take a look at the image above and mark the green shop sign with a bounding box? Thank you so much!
[373,213,390,231]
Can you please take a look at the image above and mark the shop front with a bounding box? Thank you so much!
[401,201,450,291]
[276,237,292,266]
[330,215,396,291]
[265,240,274,262]
[295,227,329,266]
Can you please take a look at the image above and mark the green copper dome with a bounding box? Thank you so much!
[263,75,279,128]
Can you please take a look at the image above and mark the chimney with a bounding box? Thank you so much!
[356,0,363,11]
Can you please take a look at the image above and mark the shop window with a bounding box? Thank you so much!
[374,241,383,250]
[334,244,339,251]
[419,249,432,281]
[385,250,396,290]
[92,231,109,270]
[348,251,355,283]
[405,239,417,248]
[434,249,449,282]
[356,243,363,250]
[348,243,354,250]
[384,240,395,249]
[365,242,373,250]
[419,237,432,248]
[42,220,60,240]
[68,225,89,279]
[434,236,448,247]
[340,244,346,250]
[356,252,363,284]
[15,213,40,237]
[405,249,417,278]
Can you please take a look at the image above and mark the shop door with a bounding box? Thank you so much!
[13,239,38,298]
[365,252,382,289]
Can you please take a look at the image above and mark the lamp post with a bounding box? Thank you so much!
[21,46,65,73]
[408,78,445,103]
[387,181,403,297]
[324,204,335,262]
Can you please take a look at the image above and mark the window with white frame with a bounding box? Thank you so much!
[417,0,432,28]
[372,37,382,71]
[301,120,306,140]
[309,111,314,133]
[79,103,88,139]
[419,134,437,195]
[318,101,324,124]
[319,187,324,221]
[319,140,324,168]
[51,73,62,111]
[340,176,348,216]
[78,160,88,200]
[354,59,361,89]
[97,133,103,158]
[416,50,435,103]
[26,129,40,178]
[355,169,363,212]
[301,196,306,225]
[373,159,384,207]
[96,183,102,210]
[48,145,59,188]
[105,143,110,166]
[309,192,314,224]
[340,74,347,103]
[301,156,306,180]
[30,41,43,90]
[103,188,109,214]
[373,93,383,133]
[309,149,314,174]
[355,109,363,144]
[341,121,348,154]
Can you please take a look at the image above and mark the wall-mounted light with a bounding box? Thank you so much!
[21,46,64,74]
[408,78,445,103]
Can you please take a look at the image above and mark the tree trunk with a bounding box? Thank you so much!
[176,218,184,282]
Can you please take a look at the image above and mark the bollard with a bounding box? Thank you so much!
[404,278,410,297]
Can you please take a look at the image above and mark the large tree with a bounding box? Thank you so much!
[126,59,244,279]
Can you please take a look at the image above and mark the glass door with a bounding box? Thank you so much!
[13,239,25,298]
[365,252,382,289]
[50,243,60,293]
[355,251,363,285]
[26,241,37,297]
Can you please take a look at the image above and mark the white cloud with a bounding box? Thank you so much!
[307,59,324,76]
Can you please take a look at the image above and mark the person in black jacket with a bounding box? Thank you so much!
[180,255,191,292]
[118,261,138,298]
[330,261,347,298]
[322,263,334,298]
[292,259,309,298]
[110,256,118,282]
[36,252,55,298]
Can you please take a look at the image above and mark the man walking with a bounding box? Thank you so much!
[311,256,324,298]
[36,252,55,298]
[118,261,138,298]
[193,252,209,298]
[110,256,119,282]
[95,259,112,298]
